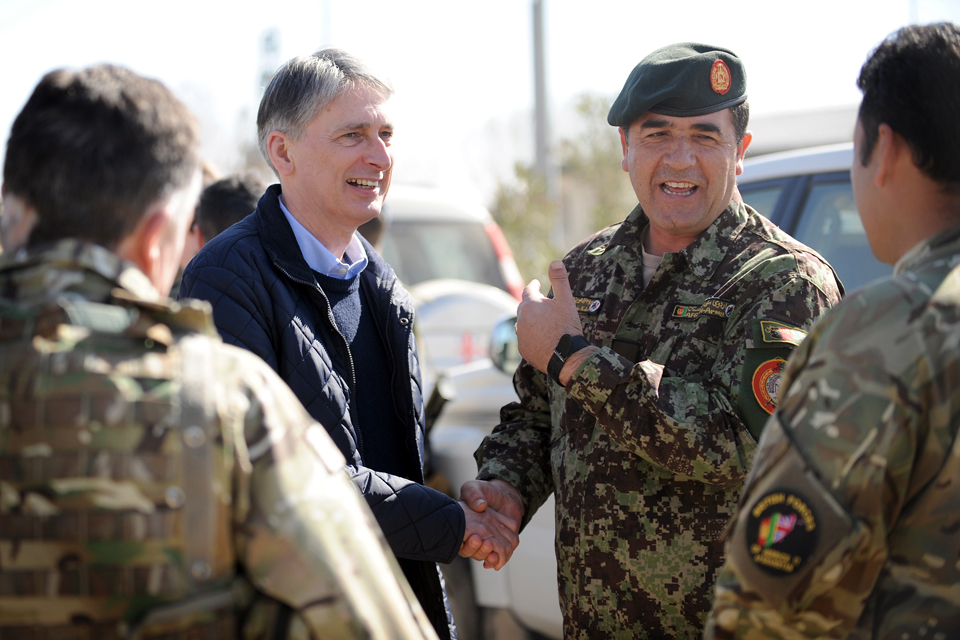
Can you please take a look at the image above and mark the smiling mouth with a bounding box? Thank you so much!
[661,181,697,196]
[347,178,380,190]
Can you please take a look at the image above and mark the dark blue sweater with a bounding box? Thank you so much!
[315,271,409,479]
[180,184,463,640]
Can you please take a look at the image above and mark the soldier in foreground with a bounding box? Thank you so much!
[461,43,842,637]
[705,22,960,639]
[0,64,437,639]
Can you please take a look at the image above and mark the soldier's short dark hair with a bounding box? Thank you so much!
[3,64,200,249]
[730,101,749,146]
[197,173,265,241]
[857,23,960,191]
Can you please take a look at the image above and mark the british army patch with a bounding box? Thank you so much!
[710,59,731,95]
[752,358,786,415]
[745,489,818,576]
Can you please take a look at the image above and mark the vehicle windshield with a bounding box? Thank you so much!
[742,175,890,294]
[380,220,508,290]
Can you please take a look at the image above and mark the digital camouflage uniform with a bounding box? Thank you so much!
[475,201,843,638]
[0,241,438,640]
[705,225,960,640]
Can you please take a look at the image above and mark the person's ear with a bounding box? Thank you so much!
[873,123,898,189]
[619,127,629,173]
[0,190,39,253]
[267,130,296,177]
[735,132,753,176]
[115,208,168,286]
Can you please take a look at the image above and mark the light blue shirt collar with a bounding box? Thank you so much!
[279,196,368,279]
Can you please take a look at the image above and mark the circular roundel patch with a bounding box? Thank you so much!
[588,299,602,313]
[752,358,786,415]
[745,489,819,576]
[710,59,732,95]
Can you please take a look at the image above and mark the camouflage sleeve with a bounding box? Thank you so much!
[474,354,555,525]
[229,350,437,639]
[566,274,835,487]
[705,297,923,639]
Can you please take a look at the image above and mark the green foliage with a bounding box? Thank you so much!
[490,93,637,283]
[489,163,559,285]
[560,94,638,232]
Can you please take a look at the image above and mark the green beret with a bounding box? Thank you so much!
[607,42,747,127]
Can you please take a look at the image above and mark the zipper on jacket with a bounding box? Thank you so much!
[272,260,364,458]
[374,277,420,474]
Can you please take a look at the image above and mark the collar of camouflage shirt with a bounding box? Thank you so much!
[607,201,746,281]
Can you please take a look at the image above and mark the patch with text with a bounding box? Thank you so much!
[575,297,603,314]
[671,298,734,320]
[752,358,787,415]
[745,489,818,576]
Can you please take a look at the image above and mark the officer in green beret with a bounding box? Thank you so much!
[461,43,844,637]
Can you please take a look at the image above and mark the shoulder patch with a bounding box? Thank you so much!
[738,319,807,440]
[726,435,859,607]
[745,489,819,576]
[575,297,603,314]
[759,320,808,347]
[751,358,786,416]
[671,298,734,320]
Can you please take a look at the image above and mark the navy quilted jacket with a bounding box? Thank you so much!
[180,184,464,639]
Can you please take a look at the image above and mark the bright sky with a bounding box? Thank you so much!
[2,0,959,204]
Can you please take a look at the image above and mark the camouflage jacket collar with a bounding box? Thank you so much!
[0,239,162,301]
[608,200,748,279]
[0,240,218,339]
[894,224,960,275]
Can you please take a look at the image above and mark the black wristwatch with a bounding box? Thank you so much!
[547,334,590,386]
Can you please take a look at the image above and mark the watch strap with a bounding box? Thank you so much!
[547,334,590,386]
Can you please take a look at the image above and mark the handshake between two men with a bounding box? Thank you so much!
[457,261,588,570]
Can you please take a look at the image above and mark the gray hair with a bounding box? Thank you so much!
[256,48,393,174]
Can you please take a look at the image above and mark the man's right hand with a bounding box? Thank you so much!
[459,479,525,569]
[458,501,519,571]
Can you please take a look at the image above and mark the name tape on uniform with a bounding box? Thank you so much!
[671,298,734,320]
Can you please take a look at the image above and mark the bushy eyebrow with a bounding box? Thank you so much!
[691,122,722,135]
[335,120,395,134]
[640,118,672,130]
[639,119,724,136]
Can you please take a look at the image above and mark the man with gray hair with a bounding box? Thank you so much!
[1,62,438,640]
[180,48,517,640]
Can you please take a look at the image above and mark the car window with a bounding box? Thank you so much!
[790,180,891,293]
[740,185,784,220]
[381,220,507,290]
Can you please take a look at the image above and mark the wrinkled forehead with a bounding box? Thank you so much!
[307,81,393,126]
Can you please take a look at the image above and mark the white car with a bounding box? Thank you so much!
[427,143,888,640]
[374,185,524,374]
[738,142,888,292]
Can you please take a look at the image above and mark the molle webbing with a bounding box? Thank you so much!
[177,335,219,589]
